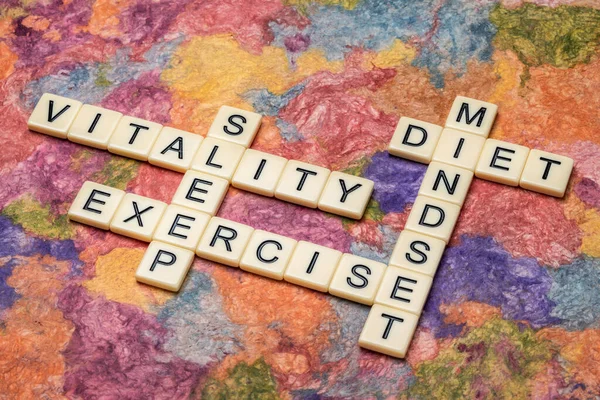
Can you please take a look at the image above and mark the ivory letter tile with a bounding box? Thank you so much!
[388,117,443,164]
[284,241,342,292]
[519,149,574,198]
[318,171,374,219]
[206,105,262,147]
[240,230,297,280]
[418,162,473,206]
[359,304,419,358]
[432,128,486,172]
[28,93,82,139]
[68,104,122,149]
[67,181,125,230]
[148,127,203,172]
[196,217,254,267]
[107,116,162,161]
[389,230,445,277]
[135,241,195,292]
[171,170,229,216]
[445,96,498,138]
[275,160,330,208]
[190,137,245,181]
[475,139,530,186]
[153,204,211,251]
[404,195,461,243]
[109,193,167,242]
[374,266,433,315]
[328,254,386,306]
[232,149,288,197]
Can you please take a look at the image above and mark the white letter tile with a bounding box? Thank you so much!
[67,181,125,230]
[232,149,288,197]
[240,230,297,280]
[135,241,195,292]
[404,195,461,243]
[328,254,386,306]
[475,139,530,186]
[359,304,419,359]
[68,104,122,149]
[108,115,162,161]
[109,193,167,242]
[374,266,433,315]
[275,160,330,208]
[28,93,83,139]
[389,230,445,277]
[171,170,229,216]
[318,171,374,219]
[284,241,342,292]
[445,96,498,138]
[153,204,211,251]
[190,137,246,181]
[388,117,443,164]
[432,128,486,172]
[418,161,473,207]
[148,127,203,172]
[196,217,254,267]
[519,149,574,198]
[206,105,262,148]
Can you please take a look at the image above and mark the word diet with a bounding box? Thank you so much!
[27,92,573,359]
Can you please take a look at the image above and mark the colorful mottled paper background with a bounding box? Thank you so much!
[1,0,600,398]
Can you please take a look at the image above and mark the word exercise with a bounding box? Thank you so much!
[28,93,573,359]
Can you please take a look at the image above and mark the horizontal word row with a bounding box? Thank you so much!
[28,93,374,219]
[68,180,436,358]
[388,96,574,198]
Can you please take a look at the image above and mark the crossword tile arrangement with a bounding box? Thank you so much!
[28,93,574,359]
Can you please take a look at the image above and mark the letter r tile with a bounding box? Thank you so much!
[196,217,254,267]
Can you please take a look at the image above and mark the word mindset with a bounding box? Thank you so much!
[360,96,574,357]
[28,93,573,359]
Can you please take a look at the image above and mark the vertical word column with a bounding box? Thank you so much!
[359,96,498,358]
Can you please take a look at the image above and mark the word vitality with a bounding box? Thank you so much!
[28,93,573,359]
